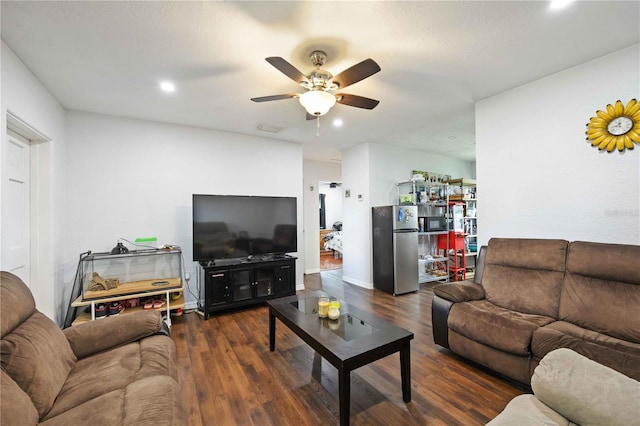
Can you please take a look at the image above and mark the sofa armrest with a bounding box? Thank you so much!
[432,295,454,348]
[432,282,485,349]
[63,310,166,359]
[433,282,485,303]
[532,348,640,426]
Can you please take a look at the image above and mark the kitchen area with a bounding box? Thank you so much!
[372,175,477,295]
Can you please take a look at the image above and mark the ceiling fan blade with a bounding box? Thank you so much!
[332,59,381,89]
[306,112,316,120]
[265,57,309,84]
[251,94,298,102]
[336,94,380,110]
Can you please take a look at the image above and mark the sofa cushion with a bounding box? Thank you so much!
[0,370,39,426]
[43,334,178,419]
[39,376,186,426]
[482,238,568,318]
[532,348,640,426]
[449,300,555,355]
[0,271,36,338]
[566,240,640,284]
[1,311,77,418]
[531,320,640,381]
[485,394,571,426]
[560,241,640,344]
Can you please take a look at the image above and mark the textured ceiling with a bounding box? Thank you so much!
[2,1,639,162]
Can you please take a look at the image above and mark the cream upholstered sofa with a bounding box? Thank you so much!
[487,348,640,426]
[0,271,186,425]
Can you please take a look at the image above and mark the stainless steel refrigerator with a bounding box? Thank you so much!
[372,205,419,295]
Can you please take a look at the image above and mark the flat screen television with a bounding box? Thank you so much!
[192,194,297,261]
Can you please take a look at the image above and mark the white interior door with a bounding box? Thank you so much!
[2,132,31,286]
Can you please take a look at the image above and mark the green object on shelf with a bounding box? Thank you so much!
[135,237,157,242]
[135,237,158,247]
[400,194,415,204]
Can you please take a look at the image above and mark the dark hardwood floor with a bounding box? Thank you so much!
[171,271,525,425]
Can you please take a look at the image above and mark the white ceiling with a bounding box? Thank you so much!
[2,1,639,162]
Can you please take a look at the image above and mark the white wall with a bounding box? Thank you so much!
[64,111,305,311]
[1,41,67,321]
[341,142,474,289]
[369,143,475,207]
[302,159,341,273]
[476,44,640,246]
[341,143,372,288]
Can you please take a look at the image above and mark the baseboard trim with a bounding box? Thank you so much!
[342,275,373,289]
[184,301,198,310]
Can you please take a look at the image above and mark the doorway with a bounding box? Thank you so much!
[319,181,343,270]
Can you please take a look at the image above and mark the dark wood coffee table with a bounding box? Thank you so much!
[267,292,414,426]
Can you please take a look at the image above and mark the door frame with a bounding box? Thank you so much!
[2,111,52,311]
[4,130,31,284]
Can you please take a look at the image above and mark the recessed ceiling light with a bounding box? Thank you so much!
[159,81,176,93]
[549,0,575,10]
[333,118,343,127]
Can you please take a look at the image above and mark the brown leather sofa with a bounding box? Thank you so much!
[1,271,186,425]
[432,238,640,385]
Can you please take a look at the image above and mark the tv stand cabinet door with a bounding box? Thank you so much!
[254,266,276,298]
[275,262,295,296]
[205,270,228,315]
[229,268,253,302]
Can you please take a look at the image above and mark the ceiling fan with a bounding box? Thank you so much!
[251,50,381,119]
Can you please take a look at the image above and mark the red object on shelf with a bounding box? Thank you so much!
[438,232,467,281]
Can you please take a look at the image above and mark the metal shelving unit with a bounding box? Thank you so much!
[396,179,450,284]
[446,178,478,278]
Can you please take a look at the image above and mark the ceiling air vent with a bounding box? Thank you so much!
[256,124,285,133]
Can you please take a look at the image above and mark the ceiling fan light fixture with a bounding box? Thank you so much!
[299,90,336,116]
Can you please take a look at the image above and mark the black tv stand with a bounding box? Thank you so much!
[200,255,296,319]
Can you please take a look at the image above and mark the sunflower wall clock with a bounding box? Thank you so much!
[585,98,640,152]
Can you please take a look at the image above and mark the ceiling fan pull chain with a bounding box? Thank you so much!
[316,115,320,137]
